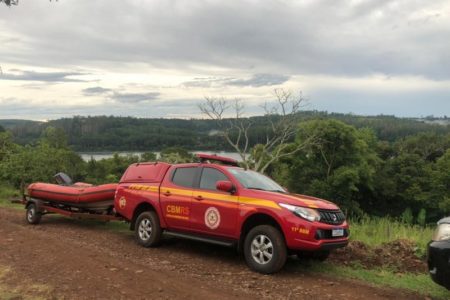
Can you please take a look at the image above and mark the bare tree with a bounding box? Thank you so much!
[1,0,19,6]
[1,0,55,6]
[199,89,316,173]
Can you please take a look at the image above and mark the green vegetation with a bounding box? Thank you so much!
[307,262,450,299]
[349,216,434,256]
[0,184,21,209]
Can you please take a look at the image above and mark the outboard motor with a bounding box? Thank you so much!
[54,172,73,186]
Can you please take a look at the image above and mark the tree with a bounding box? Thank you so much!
[0,0,18,6]
[199,89,316,172]
[0,131,17,162]
[41,126,68,149]
[272,119,380,216]
[0,143,85,190]
[432,149,450,215]
[160,147,194,163]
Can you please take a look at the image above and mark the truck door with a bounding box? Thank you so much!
[160,166,198,230]
[190,167,238,238]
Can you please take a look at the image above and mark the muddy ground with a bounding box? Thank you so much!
[0,208,426,299]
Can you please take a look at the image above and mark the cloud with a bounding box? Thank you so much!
[1,1,450,79]
[225,74,290,87]
[0,69,89,82]
[183,74,290,88]
[82,86,112,96]
[111,92,160,103]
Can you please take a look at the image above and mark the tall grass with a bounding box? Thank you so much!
[0,184,22,209]
[349,215,435,255]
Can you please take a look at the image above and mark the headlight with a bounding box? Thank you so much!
[279,203,321,222]
[433,223,450,241]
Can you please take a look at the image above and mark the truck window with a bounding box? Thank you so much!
[171,167,197,188]
[199,168,228,191]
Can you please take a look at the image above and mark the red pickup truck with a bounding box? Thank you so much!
[114,154,349,273]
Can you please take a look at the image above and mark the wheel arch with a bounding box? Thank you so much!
[130,202,157,231]
[238,212,285,254]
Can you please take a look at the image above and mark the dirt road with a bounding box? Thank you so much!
[0,207,422,299]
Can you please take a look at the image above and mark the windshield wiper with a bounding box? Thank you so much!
[247,187,286,194]
[268,189,287,194]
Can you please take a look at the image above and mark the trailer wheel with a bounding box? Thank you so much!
[244,225,287,274]
[135,211,161,247]
[26,203,41,225]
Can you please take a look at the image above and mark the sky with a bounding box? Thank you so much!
[0,0,449,120]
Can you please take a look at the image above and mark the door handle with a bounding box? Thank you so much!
[194,195,204,201]
[163,191,171,197]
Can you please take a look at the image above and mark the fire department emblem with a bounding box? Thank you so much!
[119,197,127,209]
[204,207,220,229]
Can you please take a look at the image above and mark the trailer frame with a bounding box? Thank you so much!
[17,195,124,224]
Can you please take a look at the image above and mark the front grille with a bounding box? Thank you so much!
[318,209,346,225]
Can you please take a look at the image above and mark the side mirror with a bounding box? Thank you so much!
[216,180,235,193]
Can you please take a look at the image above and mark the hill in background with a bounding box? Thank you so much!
[0,112,448,151]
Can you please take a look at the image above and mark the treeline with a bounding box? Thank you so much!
[1,113,449,151]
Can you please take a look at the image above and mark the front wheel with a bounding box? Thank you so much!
[134,211,162,247]
[26,203,41,225]
[244,225,287,274]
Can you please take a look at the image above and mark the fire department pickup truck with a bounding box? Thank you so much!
[115,154,349,274]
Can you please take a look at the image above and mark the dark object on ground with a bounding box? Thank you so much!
[428,217,450,290]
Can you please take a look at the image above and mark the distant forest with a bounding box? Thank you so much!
[0,112,449,151]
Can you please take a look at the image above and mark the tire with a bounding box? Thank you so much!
[297,250,330,262]
[244,225,287,274]
[134,211,162,247]
[26,203,41,225]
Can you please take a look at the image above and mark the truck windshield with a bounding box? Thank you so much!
[227,168,286,193]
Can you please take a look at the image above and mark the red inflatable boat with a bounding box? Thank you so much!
[28,182,117,212]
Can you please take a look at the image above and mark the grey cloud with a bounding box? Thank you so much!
[1,1,450,79]
[82,86,112,96]
[183,74,289,88]
[0,69,89,82]
[111,92,160,103]
[226,74,290,87]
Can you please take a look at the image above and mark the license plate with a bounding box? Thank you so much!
[332,228,344,237]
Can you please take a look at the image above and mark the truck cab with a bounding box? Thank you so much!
[114,154,349,274]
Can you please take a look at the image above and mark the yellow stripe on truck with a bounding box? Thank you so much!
[128,184,283,210]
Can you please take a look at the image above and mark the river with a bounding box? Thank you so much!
[79,151,242,162]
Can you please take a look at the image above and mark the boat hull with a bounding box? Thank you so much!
[28,182,117,211]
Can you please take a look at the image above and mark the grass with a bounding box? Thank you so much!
[0,184,22,210]
[349,215,435,256]
[307,262,450,299]
[0,265,53,300]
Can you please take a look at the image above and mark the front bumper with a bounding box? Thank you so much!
[428,240,450,290]
[282,213,349,251]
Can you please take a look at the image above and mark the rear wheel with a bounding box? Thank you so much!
[26,203,41,225]
[244,225,287,274]
[134,211,162,247]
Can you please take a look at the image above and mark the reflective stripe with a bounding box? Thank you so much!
[127,184,282,210]
[166,214,189,221]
